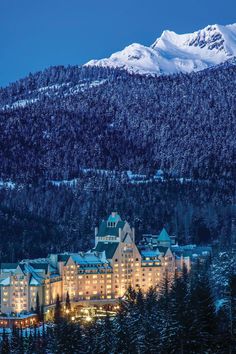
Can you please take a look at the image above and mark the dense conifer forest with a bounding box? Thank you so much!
[0,62,235,261]
[0,63,235,182]
[0,177,234,261]
[0,40,235,354]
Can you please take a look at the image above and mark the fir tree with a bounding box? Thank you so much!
[229,273,236,351]
[54,294,62,324]
[169,264,189,352]
[35,292,41,321]
[65,291,71,312]
[10,326,23,354]
[96,313,114,354]
[114,302,135,354]
[143,287,160,354]
[1,327,10,354]
[25,330,35,354]
[188,274,217,352]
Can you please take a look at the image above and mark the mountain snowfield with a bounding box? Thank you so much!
[85,23,236,75]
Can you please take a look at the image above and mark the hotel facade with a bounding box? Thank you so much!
[0,212,211,315]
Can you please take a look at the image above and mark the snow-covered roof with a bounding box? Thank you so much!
[29,276,41,286]
[141,250,160,258]
[69,252,108,266]
[0,277,10,286]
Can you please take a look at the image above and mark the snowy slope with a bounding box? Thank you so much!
[85,24,236,75]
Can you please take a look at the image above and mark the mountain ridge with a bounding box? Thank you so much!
[85,23,236,75]
[0,61,235,182]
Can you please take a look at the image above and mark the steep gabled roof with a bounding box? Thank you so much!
[97,220,125,237]
[29,275,42,286]
[29,263,48,271]
[17,264,26,274]
[157,228,171,242]
[157,246,169,255]
[93,242,119,259]
[0,263,18,270]
[58,254,70,262]
[123,233,133,244]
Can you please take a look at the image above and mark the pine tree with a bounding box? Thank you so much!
[1,327,10,354]
[25,330,35,353]
[65,291,71,312]
[143,287,160,354]
[229,273,236,351]
[54,294,62,324]
[169,264,189,352]
[83,320,97,354]
[188,274,217,352]
[96,313,114,354]
[10,326,23,353]
[158,272,172,351]
[114,303,136,354]
[35,292,41,321]
[125,285,137,306]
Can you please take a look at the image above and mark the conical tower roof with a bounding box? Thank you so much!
[157,228,171,242]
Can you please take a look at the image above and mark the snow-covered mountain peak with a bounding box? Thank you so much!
[152,23,236,56]
[85,23,236,76]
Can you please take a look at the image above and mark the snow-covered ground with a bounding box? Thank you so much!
[85,23,236,75]
[0,180,16,189]
[0,80,107,111]
[1,98,39,111]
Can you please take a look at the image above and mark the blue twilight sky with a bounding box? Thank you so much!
[0,0,235,87]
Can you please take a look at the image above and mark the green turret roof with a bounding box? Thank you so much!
[93,242,119,259]
[157,228,171,242]
[107,212,121,223]
[97,220,125,237]
[157,246,169,255]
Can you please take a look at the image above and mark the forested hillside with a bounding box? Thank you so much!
[0,63,235,260]
[0,62,235,182]
[0,176,235,262]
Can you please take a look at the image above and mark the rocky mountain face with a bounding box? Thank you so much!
[0,27,235,260]
[86,23,236,75]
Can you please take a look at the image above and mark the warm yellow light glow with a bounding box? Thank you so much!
[85,316,92,322]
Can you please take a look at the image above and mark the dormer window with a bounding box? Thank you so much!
[107,221,116,227]
[107,212,121,228]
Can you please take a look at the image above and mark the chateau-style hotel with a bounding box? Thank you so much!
[0,213,211,315]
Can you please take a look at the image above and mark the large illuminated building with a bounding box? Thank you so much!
[0,212,211,315]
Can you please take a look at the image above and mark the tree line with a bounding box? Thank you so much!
[0,63,235,182]
[0,177,235,262]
